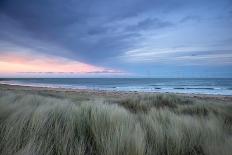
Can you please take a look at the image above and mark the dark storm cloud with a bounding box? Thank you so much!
[0,0,179,64]
[0,0,232,78]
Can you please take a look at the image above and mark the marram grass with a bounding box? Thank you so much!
[0,90,232,155]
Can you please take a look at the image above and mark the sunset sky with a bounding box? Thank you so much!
[0,0,232,77]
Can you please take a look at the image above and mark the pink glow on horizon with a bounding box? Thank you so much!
[0,52,118,74]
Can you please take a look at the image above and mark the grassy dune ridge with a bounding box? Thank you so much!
[0,87,232,155]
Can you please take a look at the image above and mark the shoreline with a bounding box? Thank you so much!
[1,83,232,155]
[1,78,232,96]
[1,83,232,103]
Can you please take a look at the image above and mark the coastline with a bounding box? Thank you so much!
[1,83,232,155]
[1,83,232,103]
[1,78,232,96]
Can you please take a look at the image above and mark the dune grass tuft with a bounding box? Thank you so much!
[0,89,231,155]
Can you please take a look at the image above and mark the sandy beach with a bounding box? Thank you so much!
[1,83,232,103]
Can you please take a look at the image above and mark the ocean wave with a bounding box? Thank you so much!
[1,80,232,95]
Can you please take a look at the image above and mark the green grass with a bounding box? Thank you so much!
[0,89,232,155]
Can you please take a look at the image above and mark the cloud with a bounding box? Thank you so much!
[0,0,180,64]
[179,15,201,23]
[0,0,232,77]
[121,47,232,65]
[0,51,121,74]
[125,18,173,32]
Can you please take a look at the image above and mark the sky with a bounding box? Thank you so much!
[0,0,232,78]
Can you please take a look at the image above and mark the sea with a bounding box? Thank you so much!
[0,78,232,95]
